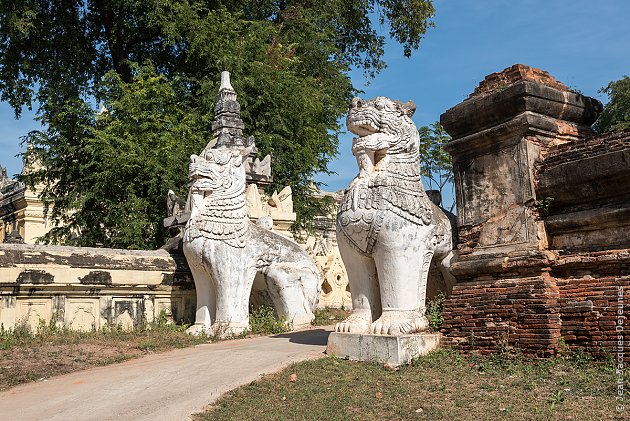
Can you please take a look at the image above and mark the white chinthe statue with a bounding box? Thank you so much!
[182,72,321,337]
[335,96,454,336]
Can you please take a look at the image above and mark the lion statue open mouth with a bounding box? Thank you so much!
[336,96,455,336]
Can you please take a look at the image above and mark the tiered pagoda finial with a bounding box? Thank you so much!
[202,71,271,186]
[0,166,9,189]
[210,71,252,149]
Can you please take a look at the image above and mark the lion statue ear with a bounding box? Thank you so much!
[401,100,416,117]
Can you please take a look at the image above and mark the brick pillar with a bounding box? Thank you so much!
[439,64,602,356]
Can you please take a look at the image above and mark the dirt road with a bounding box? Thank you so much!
[0,328,331,421]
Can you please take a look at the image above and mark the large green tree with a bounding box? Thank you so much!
[0,0,435,248]
[594,75,630,133]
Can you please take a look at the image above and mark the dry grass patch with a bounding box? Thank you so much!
[0,319,209,391]
[197,349,626,420]
[0,306,307,391]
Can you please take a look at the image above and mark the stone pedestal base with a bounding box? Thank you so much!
[326,332,441,365]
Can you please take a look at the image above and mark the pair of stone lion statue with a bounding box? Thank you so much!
[182,90,453,337]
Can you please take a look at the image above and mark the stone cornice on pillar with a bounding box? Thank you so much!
[536,128,630,251]
[537,129,630,205]
[442,66,602,157]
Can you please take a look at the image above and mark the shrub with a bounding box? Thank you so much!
[426,293,445,332]
[248,306,289,335]
[311,307,350,326]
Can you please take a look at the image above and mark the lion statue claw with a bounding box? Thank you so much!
[335,96,455,336]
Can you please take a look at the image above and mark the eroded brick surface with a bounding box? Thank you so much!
[441,277,561,357]
[557,276,629,358]
[470,64,569,99]
[441,65,630,358]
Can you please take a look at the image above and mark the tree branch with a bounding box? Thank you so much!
[92,0,132,82]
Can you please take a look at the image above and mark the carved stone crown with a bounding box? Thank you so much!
[202,71,272,186]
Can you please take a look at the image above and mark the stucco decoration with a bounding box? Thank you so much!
[250,154,272,177]
[182,72,321,337]
[335,96,455,335]
[166,190,186,218]
[245,184,296,228]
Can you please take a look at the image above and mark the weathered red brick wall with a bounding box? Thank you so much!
[441,277,561,357]
[440,65,629,359]
[557,276,629,358]
[442,274,630,359]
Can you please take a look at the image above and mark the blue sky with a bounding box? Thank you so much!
[1,0,629,202]
[316,0,630,198]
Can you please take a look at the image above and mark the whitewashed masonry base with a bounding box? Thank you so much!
[326,332,441,365]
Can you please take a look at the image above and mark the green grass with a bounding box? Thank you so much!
[196,349,628,420]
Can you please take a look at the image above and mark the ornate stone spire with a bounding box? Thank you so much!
[3,229,24,244]
[204,71,272,186]
[211,71,250,148]
[0,165,9,189]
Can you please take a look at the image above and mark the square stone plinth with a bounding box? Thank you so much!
[326,332,441,365]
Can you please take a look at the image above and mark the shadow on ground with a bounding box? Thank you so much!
[271,329,330,346]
